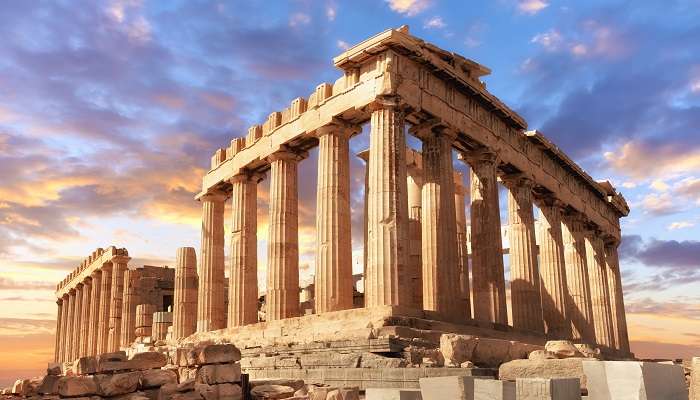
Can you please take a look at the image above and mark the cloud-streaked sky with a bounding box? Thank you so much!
[1,0,699,385]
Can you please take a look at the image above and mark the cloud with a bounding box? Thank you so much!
[337,40,350,51]
[531,29,562,51]
[288,12,311,27]
[326,2,337,21]
[385,0,431,17]
[0,277,56,291]
[423,16,446,30]
[668,221,695,230]
[518,0,549,15]
[621,235,700,269]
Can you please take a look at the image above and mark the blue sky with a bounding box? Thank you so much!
[1,0,699,384]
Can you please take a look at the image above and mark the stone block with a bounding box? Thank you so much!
[527,350,557,361]
[361,352,407,368]
[47,362,62,376]
[140,369,178,388]
[38,374,60,394]
[515,378,580,400]
[97,350,128,363]
[195,382,242,400]
[95,371,142,396]
[57,376,98,397]
[74,356,98,375]
[251,383,296,399]
[473,379,515,400]
[171,391,205,400]
[582,360,687,400]
[440,334,478,367]
[544,341,582,359]
[419,375,485,400]
[99,360,135,373]
[327,387,359,400]
[472,338,511,368]
[691,357,700,400]
[498,359,586,391]
[250,379,306,391]
[365,388,423,400]
[186,344,241,366]
[309,385,339,400]
[195,363,242,384]
[11,379,30,395]
[180,366,199,382]
[130,351,167,369]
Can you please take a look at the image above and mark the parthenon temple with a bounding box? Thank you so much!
[52,27,634,390]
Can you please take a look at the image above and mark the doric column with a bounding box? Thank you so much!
[79,279,92,356]
[365,98,411,307]
[59,294,70,363]
[72,283,84,360]
[503,175,543,333]
[174,247,198,339]
[454,174,471,319]
[358,150,370,297]
[65,290,76,361]
[462,150,507,324]
[229,173,260,326]
[267,150,302,320]
[419,128,459,317]
[97,264,112,354]
[108,257,128,351]
[135,304,156,339]
[315,124,355,313]
[585,231,615,348]
[120,269,141,347]
[605,239,630,353]
[537,199,572,339]
[561,213,595,343]
[54,299,63,362]
[87,271,101,356]
[406,161,423,309]
[197,191,226,332]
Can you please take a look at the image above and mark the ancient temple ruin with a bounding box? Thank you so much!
[50,27,635,393]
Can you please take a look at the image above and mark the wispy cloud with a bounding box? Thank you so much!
[385,0,431,16]
[423,16,446,29]
[518,0,549,15]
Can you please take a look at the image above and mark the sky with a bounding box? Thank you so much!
[1,0,700,386]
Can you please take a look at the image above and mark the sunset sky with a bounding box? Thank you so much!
[1,0,700,386]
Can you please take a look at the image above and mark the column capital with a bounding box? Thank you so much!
[90,270,101,279]
[228,171,264,185]
[200,191,227,203]
[112,255,130,265]
[267,148,307,163]
[368,95,404,112]
[534,193,567,209]
[100,262,113,273]
[500,172,534,190]
[314,119,361,138]
[603,234,620,248]
[57,298,63,305]
[459,148,499,166]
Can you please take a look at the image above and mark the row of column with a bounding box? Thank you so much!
[194,98,629,352]
[54,257,129,363]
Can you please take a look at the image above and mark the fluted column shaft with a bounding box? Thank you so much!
[454,177,471,319]
[108,259,127,351]
[537,201,572,339]
[174,247,198,339]
[504,177,543,333]
[60,294,70,362]
[229,174,259,326]
[79,279,92,356]
[267,150,301,320]
[65,290,76,361]
[197,192,226,332]
[315,125,354,313]
[562,214,595,343]
[464,151,507,324]
[365,99,410,307]
[97,264,112,354]
[406,166,423,309]
[120,269,140,347]
[420,129,459,317]
[585,233,615,348]
[54,299,63,362]
[87,271,101,356]
[605,242,630,352]
[72,284,83,360]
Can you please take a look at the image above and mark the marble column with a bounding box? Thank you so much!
[605,240,630,353]
[463,150,507,324]
[537,199,572,339]
[120,269,140,347]
[503,175,543,333]
[135,304,156,338]
[267,150,301,320]
[65,290,76,361]
[174,247,198,339]
[79,279,92,356]
[54,299,63,362]
[59,294,70,362]
[358,150,370,300]
[585,232,615,348]
[420,128,459,317]
[406,163,423,309]
[108,258,127,351]
[197,191,226,332]
[229,174,260,326]
[72,283,83,360]
[315,124,354,313]
[561,213,595,343]
[87,271,101,356]
[365,98,410,307]
[97,264,112,354]
[454,175,471,319]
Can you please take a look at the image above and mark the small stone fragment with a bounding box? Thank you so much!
[95,371,142,396]
[57,376,98,397]
[544,341,582,359]
[195,363,242,384]
[130,351,167,369]
[528,350,558,361]
[251,384,295,399]
[140,369,177,388]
